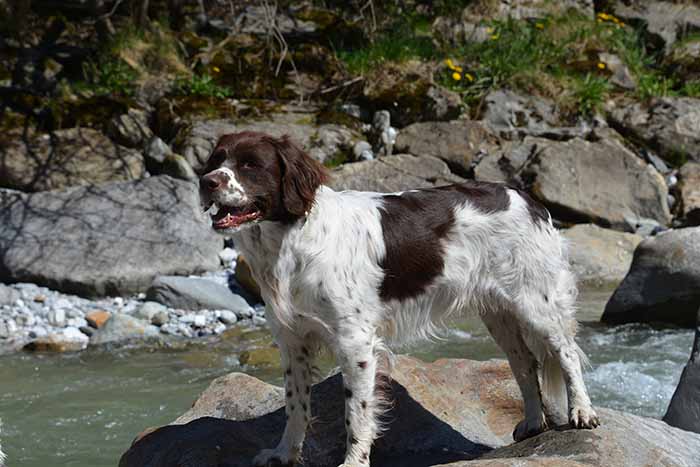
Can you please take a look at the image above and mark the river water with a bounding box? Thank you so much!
[0,289,693,467]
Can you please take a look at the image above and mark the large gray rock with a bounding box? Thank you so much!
[176,114,360,171]
[613,1,700,51]
[0,127,145,192]
[89,313,160,346]
[663,306,700,434]
[329,153,465,192]
[603,227,700,327]
[482,90,590,140]
[394,121,499,176]
[120,356,700,467]
[474,136,551,184]
[609,97,700,165]
[563,224,642,288]
[525,136,671,230]
[677,162,700,226]
[0,176,221,297]
[146,276,254,316]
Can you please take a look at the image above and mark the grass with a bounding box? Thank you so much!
[175,74,232,99]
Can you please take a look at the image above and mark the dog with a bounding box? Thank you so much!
[198,131,599,467]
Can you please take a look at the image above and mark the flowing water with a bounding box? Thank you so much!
[0,289,693,467]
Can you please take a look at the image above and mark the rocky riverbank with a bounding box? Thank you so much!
[120,355,700,467]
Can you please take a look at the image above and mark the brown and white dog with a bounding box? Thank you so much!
[199,131,599,467]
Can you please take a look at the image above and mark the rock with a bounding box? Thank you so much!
[474,136,549,184]
[218,248,237,267]
[146,276,254,316]
[524,136,671,230]
[663,306,700,434]
[353,140,374,161]
[24,327,89,352]
[0,127,145,192]
[47,308,66,327]
[239,347,281,367]
[176,114,361,171]
[120,356,700,467]
[144,136,173,170]
[603,227,700,327]
[90,313,160,346]
[151,311,170,327]
[161,153,197,181]
[665,37,700,81]
[677,162,700,225]
[563,224,642,287]
[234,255,261,302]
[135,302,167,322]
[361,61,463,127]
[613,0,700,51]
[609,97,700,165]
[483,90,590,140]
[599,53,636,90]
[0,284,20,306]
[218,310,238,325]
[108,108,153,149]
[395,120,499,176]
[0,176,221,297]
[329,153,465,192]
[0,319,18,338]
[86,310,111,329]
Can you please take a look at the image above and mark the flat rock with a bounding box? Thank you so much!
[329,154,465,192]
[120,356,700,467]
[474,136,550,184]
[609,97,700,165]
[603,227,700,327]
[677,162,700,225]
[0,176,221,297]
[524,137,671,230]
[663,306,700,434]
[146,276,254,316]
[394,120,499,176]
[0,127,145,192]
[89,313,160,346]
[23,327,89,352]
[563,224,642,287]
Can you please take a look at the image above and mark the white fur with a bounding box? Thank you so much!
[232,185,598,467]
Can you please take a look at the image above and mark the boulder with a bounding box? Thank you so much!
[524,136,671,230]
[0,176,221,297]
[120,356,700,467]
[175,114,361,171]
[474,136,551,184]
[563,224,642,288]
[23,327,89,352]
[361,60,463,127]
[0,127,145,192]
[677,162,700,226]
[664,37,700,81]
[107,108,153,149]
[482,90,589,140]
[146,276,254,317]
[329,154,465,193]
[609,97,700,165]
[612,1,700,51]
[89,313,160,346]
[85,310,111,329]
[663,306,700,434]
[234,256,261,302]
[602,227,700,327]
[394,121,499,176]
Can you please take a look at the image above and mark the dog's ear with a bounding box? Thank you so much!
[270,135,329,217]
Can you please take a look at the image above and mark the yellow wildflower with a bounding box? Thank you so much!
[454,65,463,72]
[445,58,456,70]
[597,62,606,70]
[452,72,462,81]
[212,66,221,73]
[486,27,494,33]
[465,73,474,82]
[535,23,544,30]
[597,12,610,20]
[491,34,499,40]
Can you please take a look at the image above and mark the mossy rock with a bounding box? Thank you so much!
[239,347,281,367]
[665,36,700,79]
[154,95,237,142]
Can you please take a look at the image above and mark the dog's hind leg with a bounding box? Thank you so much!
[253,340,314,467]
[481,311,548,442]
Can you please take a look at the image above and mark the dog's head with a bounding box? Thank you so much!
[199,131,329,234]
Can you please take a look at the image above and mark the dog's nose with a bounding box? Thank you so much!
[201,173,225,192]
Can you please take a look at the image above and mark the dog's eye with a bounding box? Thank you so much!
[240,161,257,170]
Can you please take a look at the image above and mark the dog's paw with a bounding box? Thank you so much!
[512,415,548,442]
[569,405,600,429]
[252,449,296,467]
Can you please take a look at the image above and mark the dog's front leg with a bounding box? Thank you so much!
[253,342,313,467]
[336,336,379,467]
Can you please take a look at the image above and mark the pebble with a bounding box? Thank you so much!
[48,309,66,327]
[151,311,169,326]
[218,310,238,325]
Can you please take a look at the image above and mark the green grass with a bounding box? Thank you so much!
[77,59,138,96]
[175,74,232,99]
[574,74,611,115]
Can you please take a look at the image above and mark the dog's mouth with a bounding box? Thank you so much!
[209,203,262,230]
